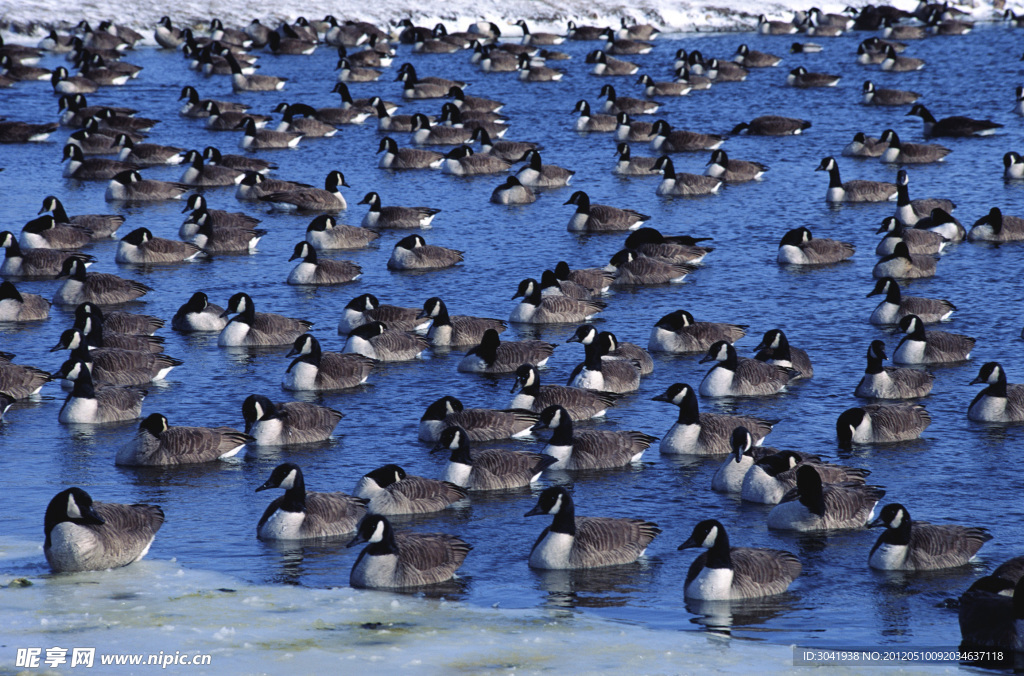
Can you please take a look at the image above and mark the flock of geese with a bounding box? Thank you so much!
[2,1,1024,651]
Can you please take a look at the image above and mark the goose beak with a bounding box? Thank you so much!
[677,536,699,550]
[346,533,367,548]
[84,506,105,525]
[509,378,523,393]
[650,393,668,401]
[868,516,886,528]
[254,480,273,492]
[698,354,715,364]
[524,505,544,517]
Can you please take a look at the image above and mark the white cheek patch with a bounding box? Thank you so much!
[280,469,296,490]
[67,494,82,519]
[550,493,562,514]
[369,519,385,543]
[890,511,903,529]
[701,525,718,548]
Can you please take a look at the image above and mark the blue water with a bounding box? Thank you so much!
[2,21,1024,662]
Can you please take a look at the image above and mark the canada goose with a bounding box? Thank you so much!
[19,215,91,251]
[236,172,314,202]
[117,412,250,466]
[867,277,954,326]
[969,362,1024,423]
[337,294,427,335]
[878,44,924,72]
[300,216,377,253]
[625,229,713,266]
[313,89,375,126]
[387,234,463,271]
[58,366,144,424]
[189,219,265,254]
[568,324,652,375]
[587,49,639,76]
[260,171,348,212]
[357,192,441,231]
[271,103,335,138]
[51,67,98,94]
[653,156,722,196]
[0,234,90,278]
[226,52,286,91]
[532,404,655,470]
[732,116,810,139]
[513,53,563,82]
[171,291,226,332]
[564,190,649,232]
[647,310,745,354]
[54,257,150,306]
[842,132,888,158]
[613,142,659,175]
[572,99,616,132]
[44,487,163,573]
[236,116,302,151]
[62,144,139,181]
[1004,151,1024,180]
[201,101,269,132]
[968,207,1024,243]
[179,86,249,119]
[553,260,613,296]
[565,331,642,394]
[653,382,775,458]
[877,129,950,165]
[876,217,947,256]
[959,574,1024,648]
[256,463,366,540]
[53,336,180,386]
[872,242,937,279]
[75,302,162,337]
[38,195,123,239]
[242,394,342,445]
[510,363,617,419]
[758,13,798,34]
[616,17,659,41]
[419,396,537,443]
[281,333,373,392]
[711,427,786,493]
[862,81,920,106]
[0,282,48,321]
[475,44,517,72]
[376,137,442,170]
[468,128,537,164]
[106,170,188,201]
[912,208,965,241]
[510,278,606,324]
[458,328,554,373]
[855,340,934,399]
[490,176,536,205]
[525,486,659,569]
[510,149,572,188]
[767,465,886,532]
[893,315,974,365]
[835,401,933,448]
[607,248,695,285]
[175,150,242,187]
[699,340,796,397]
[816,157,897,202]
[649,120,722,153]
[597,84,658,115]
[265,30,316,56]
[342,321,428,361]
[441,145,511,175]
[674,66,712,91]
[218,292,312,347]
[513,19,564,46]
[907,104,1002,138]
[186,190,265,223]
[354,464,466,515]
[636,74,690,98]
[113,135,184,168]
[777,227,855,266]
[754,329,812,378]
[601,29,653,56]
[742,451,869,504]
[213,148,278,175]
[63,317,164,354]
[0,353,51,398]
[114,227,203,265]
[408,112,472,146]
[566,20,606,41]
[704,149,767,183]
[154,16,185,48]
[868,503,991,571]
[286,241,361,286]
[787,66,840,87]
[434,425,556,491]
[347,514,470,589]
[732,44,782,68]
[679,519,800,600]
[703,58,748,83]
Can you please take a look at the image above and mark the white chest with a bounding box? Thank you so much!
[855,371,892,398]
[529,531,575,569]
[712,455,753,493]
[218,320,251,346]
[183,310,226,333]
[685,566,735,600]
[343,335,377,358]
[258,509,306,540]
[699,365,735,397]
[59,396,99,423]
[515,167,540,186]
[508,392,534,411]
[705,163,726,178]
[442,462,472,488]
[570,368,604,391]
[46,522,98,572]
[287,261,318,285]
[181,165,202,184]
[659,422,703,455]
[542,443,573,470]
[826,186,845,203]
[767,501,822,531]
[282,361,320,391]
[250,418,284,446]
[777,244,808,265]
[350,552,399,588]
[655,177,676,196]
[387,247,417,269]
[741,467,787,504]
[869,542,908,570]
[896,203,919,225]
[508,302,536,324]
[566,212,590,232]
[880,147,900,163]
[968,395,1007,422]
[892,339,926,364]
[869,301,900,325]
[457,354,488,373]
[441,159,465,175]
